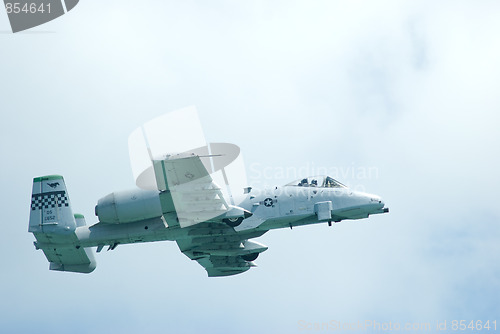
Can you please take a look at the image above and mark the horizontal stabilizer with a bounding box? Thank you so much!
[44,245,96,273]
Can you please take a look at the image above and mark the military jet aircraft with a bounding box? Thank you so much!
[29,115,388,277]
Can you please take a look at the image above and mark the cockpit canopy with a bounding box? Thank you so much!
[285,175,347,188]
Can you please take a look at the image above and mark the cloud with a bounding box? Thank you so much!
[0,1,499,332]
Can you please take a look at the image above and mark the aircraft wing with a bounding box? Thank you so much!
[175,222,268,277]
[152,155,230,228]
[152,153,266,275]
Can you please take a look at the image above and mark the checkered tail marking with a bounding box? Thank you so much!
[31,191,69,211]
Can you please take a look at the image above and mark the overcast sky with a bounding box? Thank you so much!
[1,1,499,333]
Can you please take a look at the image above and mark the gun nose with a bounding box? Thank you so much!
[369,195,384,208]
[377,198,389,212]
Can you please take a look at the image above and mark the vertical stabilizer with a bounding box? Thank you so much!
[29,175,76,233]
[29,175,96,273]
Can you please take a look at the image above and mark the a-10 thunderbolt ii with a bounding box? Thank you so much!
[29,111,389,277]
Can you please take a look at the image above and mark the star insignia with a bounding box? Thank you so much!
[264,198,273,207]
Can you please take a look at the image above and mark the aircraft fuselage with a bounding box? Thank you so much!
[63,184,387,251]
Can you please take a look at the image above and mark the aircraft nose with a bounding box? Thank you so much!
[363,193,389,214]
[369,195,383,205]
[373,196,389,213]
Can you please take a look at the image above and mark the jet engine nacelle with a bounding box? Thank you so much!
[95,189,252,226]
[95,190,162,224]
